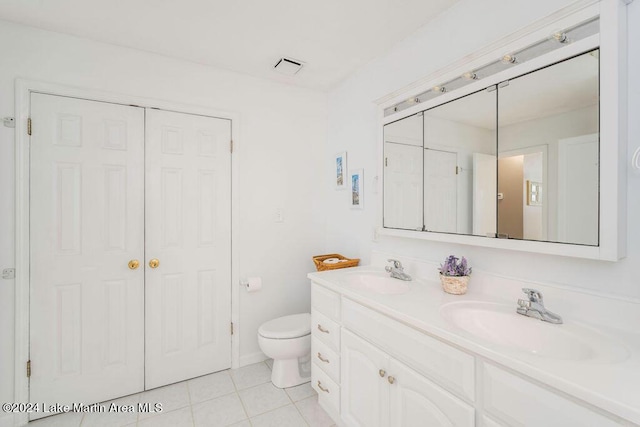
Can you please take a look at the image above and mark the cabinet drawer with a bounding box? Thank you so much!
[311,283,341,321]
[483,363,619,427]
[342,298,475,402]
[312,362,340,420]
[312,310,340,351]
[312,337,340,384]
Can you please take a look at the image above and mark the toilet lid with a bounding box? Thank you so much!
[258,313,311,339]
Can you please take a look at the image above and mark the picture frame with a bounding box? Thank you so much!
[350,169,364,209]
[335,151,347,189]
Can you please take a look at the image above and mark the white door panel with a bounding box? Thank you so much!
[30,93,145,418]
[145,109,232,389]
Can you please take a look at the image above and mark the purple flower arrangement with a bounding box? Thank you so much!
[439,255,472,277]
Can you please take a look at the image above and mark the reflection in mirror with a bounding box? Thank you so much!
[423,88,497,236]
[383,114,423,230]
[497,49,599,245]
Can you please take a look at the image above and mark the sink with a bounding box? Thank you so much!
[440,301,628,362]
[342,271,410,295]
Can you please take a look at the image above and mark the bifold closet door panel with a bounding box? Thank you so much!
[144,109,232,389]
[29,93,145,418]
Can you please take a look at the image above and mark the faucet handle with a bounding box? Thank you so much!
[522,288,543,303]
[387,259,402,269]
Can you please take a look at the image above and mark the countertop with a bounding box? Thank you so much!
[308,266,640,425]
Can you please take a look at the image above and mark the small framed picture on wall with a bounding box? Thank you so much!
[335,151,347,189]
[350,169,364,209]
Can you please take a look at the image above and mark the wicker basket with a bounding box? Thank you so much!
[440,274,470,295]
[312,254,360,272]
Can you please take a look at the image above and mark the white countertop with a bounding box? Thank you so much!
[308,266,640,425]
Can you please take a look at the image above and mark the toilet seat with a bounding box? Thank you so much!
[258,313,311,339]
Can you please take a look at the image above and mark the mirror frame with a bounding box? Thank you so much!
[375,1,628,261]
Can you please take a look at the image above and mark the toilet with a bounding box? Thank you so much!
[258,313,311,388]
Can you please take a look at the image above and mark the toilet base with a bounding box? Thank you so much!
[271,354,311,388]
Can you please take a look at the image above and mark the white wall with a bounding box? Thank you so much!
[0,20,327,416]
[326,0,640,299]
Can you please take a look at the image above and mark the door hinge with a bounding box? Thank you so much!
[385,158,388,167]
[27,118,32,136]
[26,360,31,377]
[456,166,459,175]
[230,322,234,335]
[230,140,234,154]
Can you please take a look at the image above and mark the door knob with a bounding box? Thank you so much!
[379,369,386,378]
[388,376,395,384]
[128,260,140,270]
[149,259,160,269]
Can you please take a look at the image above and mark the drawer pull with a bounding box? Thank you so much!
[379,369,386,378]
[317,352,330,363]
[317,324,330,334]
[388,376,395,384]
[317,381,330,393]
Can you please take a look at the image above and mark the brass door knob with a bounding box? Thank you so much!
[379,369,386,378]
[149,259,160,269]
[128,260,140,270]
[388,376,395,384]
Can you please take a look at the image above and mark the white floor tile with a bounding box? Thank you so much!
[188,371,236,404]
[192,392,247,427]
[265,359,274,370]
[250,404,308,427]
[138,406,193,427]
[82,393,140,426]
[28,411,84,427]
[285,382,315,402]
[228,421,252,427]
[295,395,335,427]
[238,382,291,417]
[230,362,273,390]
[138,381,190,420]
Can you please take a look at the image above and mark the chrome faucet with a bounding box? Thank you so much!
[385,259,412,281]
[516,288,563,324]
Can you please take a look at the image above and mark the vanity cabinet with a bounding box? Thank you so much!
[341,329,474,427]
[311,284,342,420]
[481,363,621,427]
[310,281,630,426]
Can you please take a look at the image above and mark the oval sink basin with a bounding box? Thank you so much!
[440,301,628,363]
[342,271,410,295]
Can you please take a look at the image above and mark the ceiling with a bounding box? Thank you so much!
[0,0,459,91]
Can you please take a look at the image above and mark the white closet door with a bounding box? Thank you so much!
[145,109,232,389]
[30,93,145,418]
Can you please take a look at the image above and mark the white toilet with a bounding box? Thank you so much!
[258,313,311,388]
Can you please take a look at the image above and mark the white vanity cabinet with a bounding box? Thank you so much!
[310,280,632,426]
[341,329,475,427]
[311,283,342,421]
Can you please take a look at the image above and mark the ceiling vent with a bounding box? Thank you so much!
[273,57,304,76]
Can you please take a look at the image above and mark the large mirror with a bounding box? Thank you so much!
[383,49,599,246]
[423,88,497,236]
[497,49,599,245]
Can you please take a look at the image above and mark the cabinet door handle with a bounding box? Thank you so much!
[388,376,395,384]
[379,369,386,378]
[317,324,329,333]
[317,381,330,393]
[317,352,330,363]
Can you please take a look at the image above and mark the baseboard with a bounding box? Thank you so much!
[238,351,268,367]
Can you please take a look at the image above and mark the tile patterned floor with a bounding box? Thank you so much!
[29,361,335,427]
